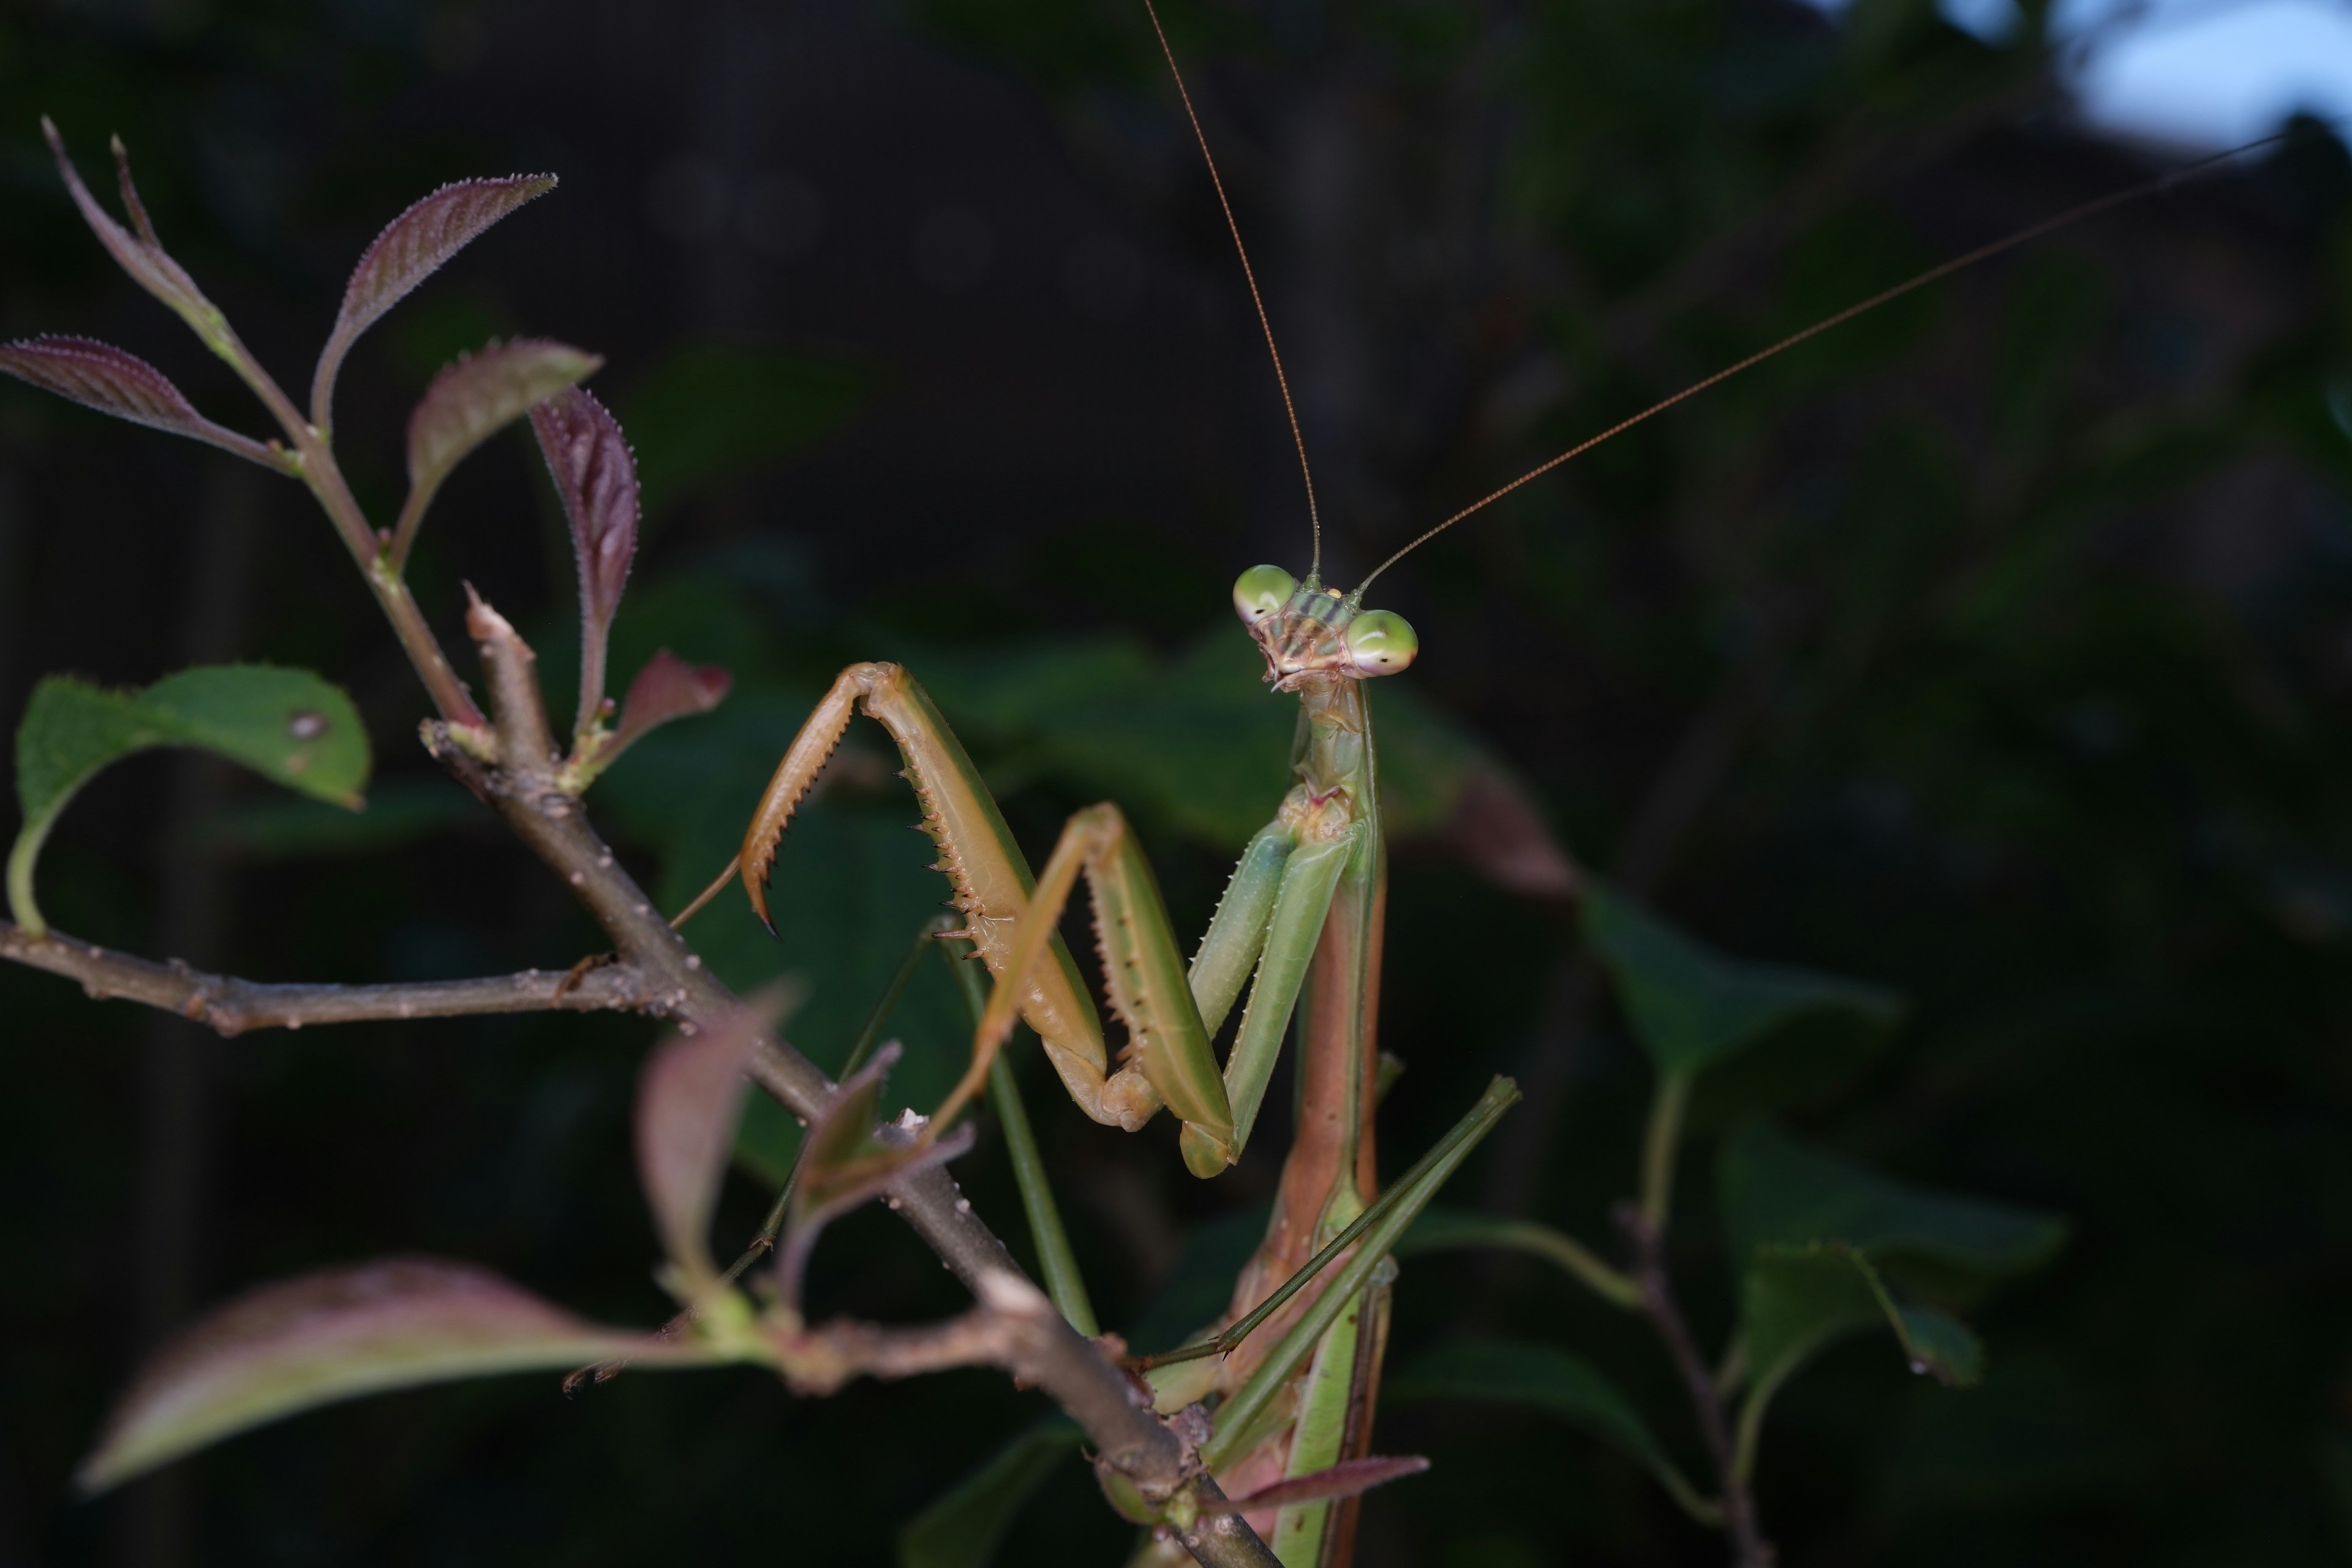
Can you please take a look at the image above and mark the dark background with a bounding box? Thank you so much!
[6,0,2352,1564]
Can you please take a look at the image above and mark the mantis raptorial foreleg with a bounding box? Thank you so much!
[739,662,1150,1128]
[737,657,1365,1179]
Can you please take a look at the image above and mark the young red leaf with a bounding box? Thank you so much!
[607,649,732,756]
[636,989,793,1285]
[529,386,641,733]
[75,1257,699,1495]
[0,336,285,470]
[40,121,227,350]
[311,175,557,429]
[1210,1455,1431,1514]
[398,339,602,557]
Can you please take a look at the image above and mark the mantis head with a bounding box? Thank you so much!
[1232,565,1418,692]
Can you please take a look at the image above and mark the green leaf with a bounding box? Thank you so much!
[1719,1121,2067,1302]
[1723,1127,2064,1467]
[622,342,865,519]
[1742,1243,1983,1398]
[12,666,370,935]
[1389,1340,1714,1521]
[915,628,1572,892]
[1583,882,1901,1116]
[76,1258,712,1495]
[898,1418,1083,1568]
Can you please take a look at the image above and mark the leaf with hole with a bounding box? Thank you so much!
[10,666,369,937]
[76,1258,714,1495]
[1583,882,1902,1118]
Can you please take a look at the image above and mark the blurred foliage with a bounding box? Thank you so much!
[5,0,2352,1565]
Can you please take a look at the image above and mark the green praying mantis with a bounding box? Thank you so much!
[693,16,2297,1564]
[706,13,1477,1558]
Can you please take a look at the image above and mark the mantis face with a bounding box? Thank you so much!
[1231,564,1419,692]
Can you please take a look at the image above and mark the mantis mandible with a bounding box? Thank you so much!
[706,13,2295,1559]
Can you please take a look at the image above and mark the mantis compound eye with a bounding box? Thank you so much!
[1232,565,1297,626]
[1344,609,1418,675]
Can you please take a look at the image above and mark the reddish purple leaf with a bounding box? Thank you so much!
[636,990,791,1282]
[1212,1455,1431,1514]
[530,386,641,731]
[76,1257,701,1495]
[405,339,601,519]
[608,650,732,756]
[0,336,282,469]
[311,175,557,428]
[41,121,222,341]
[1435,767,1580,900]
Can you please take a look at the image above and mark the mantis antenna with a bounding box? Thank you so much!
[1352,119,2328,595]
[1142,0,1324,581]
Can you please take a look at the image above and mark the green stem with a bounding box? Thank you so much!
[1638,1070,1691,1233]
[6,811,55,937]
[1445,1218,1643,1312]
[1730,1362,1790,1488]
[943,936,1099,1338]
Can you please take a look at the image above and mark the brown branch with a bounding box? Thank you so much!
[431,600,1278,1568]
[0,923,666,1036]
[1619,1205,1773,1568]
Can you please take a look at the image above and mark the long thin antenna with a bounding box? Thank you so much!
[1142,0,1324,579]
[1355,121,2319,594]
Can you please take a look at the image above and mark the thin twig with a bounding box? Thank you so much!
[0,924,667,1035]
[1619,1205,1773,1568]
